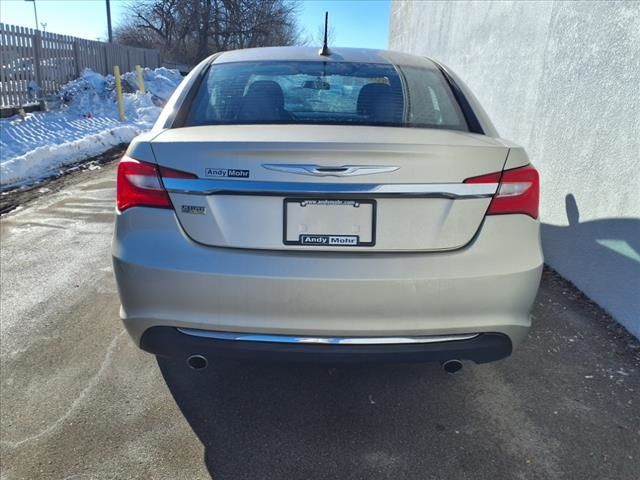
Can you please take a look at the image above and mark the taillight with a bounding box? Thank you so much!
[465,164,539,219]
[116,156,196,211]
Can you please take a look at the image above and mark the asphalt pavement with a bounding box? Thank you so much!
[1,160,638,480]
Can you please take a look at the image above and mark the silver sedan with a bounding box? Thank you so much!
[112,47,542,372]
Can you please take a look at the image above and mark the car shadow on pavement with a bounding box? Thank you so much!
[541,193,640,336]
[158,357,485,479]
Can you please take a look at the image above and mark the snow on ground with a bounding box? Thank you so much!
[0,67,182,190]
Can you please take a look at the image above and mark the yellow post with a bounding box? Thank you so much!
[135,65,146,94]
[113,65,125,121]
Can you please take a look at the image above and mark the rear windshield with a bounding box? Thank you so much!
[184,61,468,131]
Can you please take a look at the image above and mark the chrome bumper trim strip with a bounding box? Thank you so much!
[177,328,480,345]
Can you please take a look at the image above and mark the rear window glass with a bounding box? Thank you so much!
[184,61,468,131]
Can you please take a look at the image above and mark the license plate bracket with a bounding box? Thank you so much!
[283,198,376,247]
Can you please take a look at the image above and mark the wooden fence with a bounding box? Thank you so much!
[0,23,160,108]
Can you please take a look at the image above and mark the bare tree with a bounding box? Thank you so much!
[114,0,304,65]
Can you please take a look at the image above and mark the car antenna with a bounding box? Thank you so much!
[318,11,330,56]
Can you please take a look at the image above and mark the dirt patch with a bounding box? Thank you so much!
[0,144,127,215]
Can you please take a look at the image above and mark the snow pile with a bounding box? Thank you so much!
[0,67,182,189]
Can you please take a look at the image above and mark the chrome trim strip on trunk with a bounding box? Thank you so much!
[162,178,497,198]
[177,328,479,345]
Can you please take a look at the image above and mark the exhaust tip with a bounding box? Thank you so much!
[187,354,208,370]
[442,359,463,374]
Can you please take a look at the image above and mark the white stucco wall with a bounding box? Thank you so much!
[390,1,640,337]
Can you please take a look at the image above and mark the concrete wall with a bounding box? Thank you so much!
[390,1,640,337]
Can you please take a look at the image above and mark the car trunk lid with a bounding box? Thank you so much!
[151,125,508,252]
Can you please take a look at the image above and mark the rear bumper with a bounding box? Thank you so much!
[141,327,512,364]
[113,208,543,357]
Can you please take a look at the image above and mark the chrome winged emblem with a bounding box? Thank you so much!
[262,164,399,177]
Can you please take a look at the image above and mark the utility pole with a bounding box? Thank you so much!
[25,0,39,30]
[106,0,113,42]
